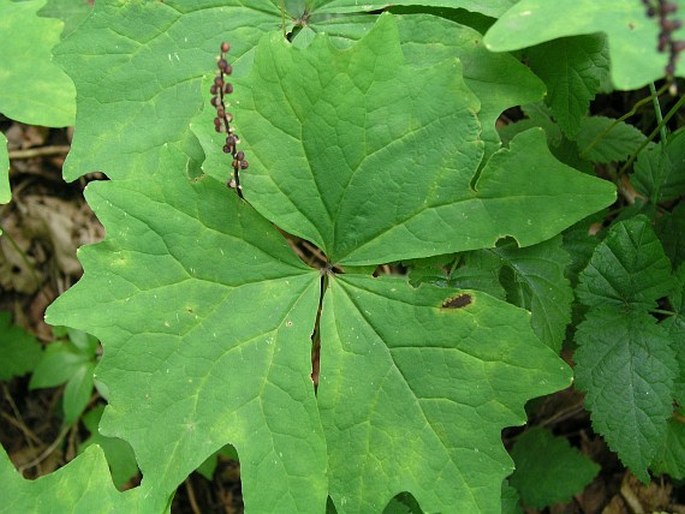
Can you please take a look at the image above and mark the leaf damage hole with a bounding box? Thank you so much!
[441,293,472,309]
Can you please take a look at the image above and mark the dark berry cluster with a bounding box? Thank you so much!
[642,0,685,83]
[211,41,248,198]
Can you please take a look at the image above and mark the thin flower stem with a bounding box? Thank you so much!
[649,82,668,143]
[619,93,685,176]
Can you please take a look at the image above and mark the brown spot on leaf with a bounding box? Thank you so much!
[441,293,472,309]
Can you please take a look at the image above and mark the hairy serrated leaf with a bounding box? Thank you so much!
[509,427,599,508]
[526,35,610,137]
[575,308,677,481]
[495,236,573,352]
[633,128,685,203]
[577,216,673,310]
[663,265,685,406]
[657,203,685,267]
[651,418,685,480]
[576,116,647,163]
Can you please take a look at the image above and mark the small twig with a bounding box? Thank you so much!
[2,384,44,447]
[17,423,71,473]
[537,401,586,428]
[301,240,328,267]
[284,236,309,263]
[8,145,71,160]
[184,477,202,514]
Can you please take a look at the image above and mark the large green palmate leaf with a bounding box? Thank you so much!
[49,148,327,512]
[319,276,571,512]
[483,0,685,90]
[232,15,615,266]
[43,7,618,514]
[45,148,573,512]
[0,0,75,126]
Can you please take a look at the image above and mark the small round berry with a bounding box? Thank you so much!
[210,84,218,95]
[224,63,233,75]
[210,96,219,106]
[221,42,230,53]
[661,2,678,15]
[236,151,245,160]
[217,107,225,118]
[214,76,224,86]
[659,33,670,51]
[673,40,685,52]
[662,19,683,32]
[223,144,232,153]
[224,83,234,94]
[240,160,249,169]
[218,58,228,71]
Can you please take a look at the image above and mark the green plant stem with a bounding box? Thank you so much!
[649,83,667,144]
[580,83,669,159]
[651,308,676,316]
[619,94,685,176]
